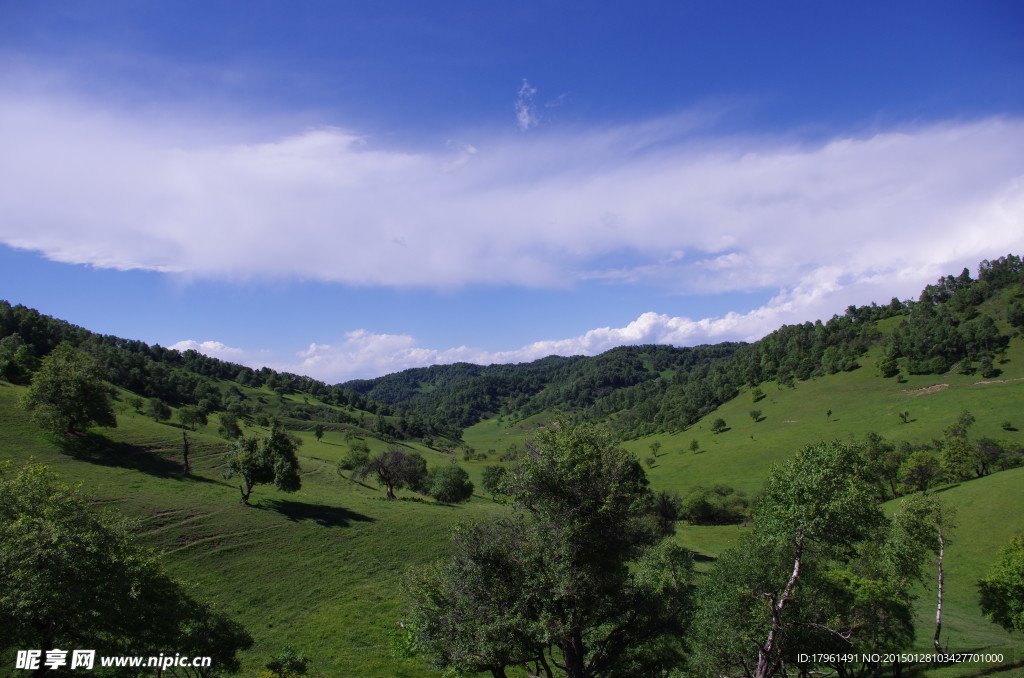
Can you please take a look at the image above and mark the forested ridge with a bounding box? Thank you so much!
[345,254,1024,439]
[0,301,460,440]
[2,255,1022,446]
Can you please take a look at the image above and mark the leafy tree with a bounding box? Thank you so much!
[20,342,116,437]
[338,439,371,472]
[224,425,302,504]
[481,465,508,497]
[691,442,927,678]
[0,463,252,669]
[313,422,324,442]
[978,535,1024,634]
[945,409,975,439]
[749,409,762,423]
[355,447,428,499]
[427,464,474,504]
[940,436,975,481]
[751,386,765,402]
[146,397,172,423]
[218,411,243,440]
[178,404,208,431]
[696,444,888,678]
[1008,301,1024,329]
[681,485,748,525]
[900,450,942,493]
[402,422,694,678]
[710,418,727,434]
[0,333,37,384]
[689,439,700,453]
[649,440,662,457]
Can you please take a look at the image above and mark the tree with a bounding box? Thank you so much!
[178,404,208,431]
[649,441,662,457]
[940,436,974,481]
[403,422,694,678]
[710,418,727,434]
[146,397,172,423]
[978,535,1024,634]
[427,464,474,504]
[689,439,700,453]
[900,450,942,494]
[751,386,765,402]
[0,463,252,669]
[0,333,37,384]
[20,342,116,437]
[218,411,243,440]
[338,439,371,472]
[481,465,508,497]
[354,446,427,499]
[313,422,324,442]
[224,425,302,505]
[945,409,975,439]
[749,409,762,423]
[692,442,891,678]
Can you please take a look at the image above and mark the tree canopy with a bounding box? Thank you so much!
[20,342,116,437]
[403,422,693,678]
[0,463,252,672]
[224,425,302,505]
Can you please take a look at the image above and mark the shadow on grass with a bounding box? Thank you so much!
[257,498,375,528]
[59,433,222,484]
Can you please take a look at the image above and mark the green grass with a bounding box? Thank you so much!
[3,331,1023,676]
[1,383,504,677]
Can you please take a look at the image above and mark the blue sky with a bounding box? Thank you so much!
[1,1,1022,382]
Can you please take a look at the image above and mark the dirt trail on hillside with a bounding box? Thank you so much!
[901,376,1024,396]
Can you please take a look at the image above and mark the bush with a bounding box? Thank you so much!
[680,485,748,524]
[427,464,474,504]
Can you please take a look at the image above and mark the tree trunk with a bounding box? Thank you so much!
[239,479,253,505]
[755,543,803,678]
[933,508,947,654]
[182,430,191,475]
[561,632,587,678]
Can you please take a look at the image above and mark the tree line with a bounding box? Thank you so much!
[343,255,1024,439]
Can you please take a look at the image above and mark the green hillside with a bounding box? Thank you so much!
[2,256,1023,676]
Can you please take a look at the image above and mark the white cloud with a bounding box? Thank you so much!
[169,339,249,362]
[2,86,1023,380]
[0,91,1019,297]
[262,260,959,382]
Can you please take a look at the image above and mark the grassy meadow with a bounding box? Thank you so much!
[2,332,1023,676]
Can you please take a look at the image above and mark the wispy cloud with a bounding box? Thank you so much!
[515,78,539,130]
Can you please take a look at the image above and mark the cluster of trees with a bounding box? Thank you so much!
[679,484,749,525]
[403,428,1023,677]
[339,444,475,504]
[850,415,1023,502]
[0,463,252,676]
